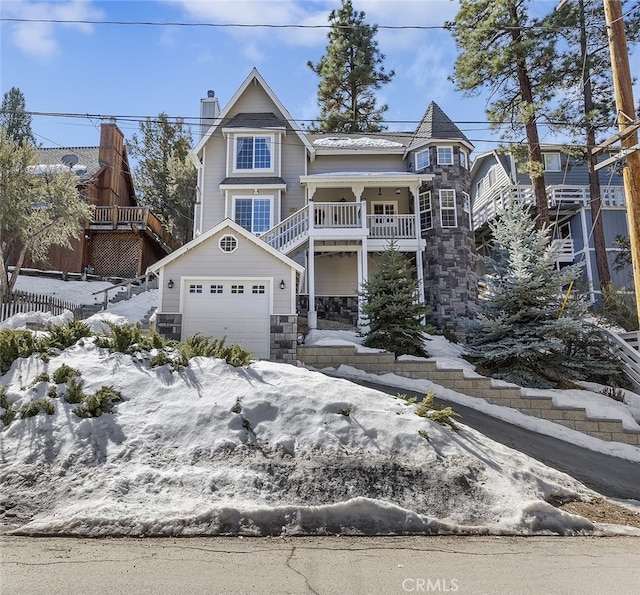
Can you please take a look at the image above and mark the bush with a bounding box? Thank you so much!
[53,364,81,384]
[45,320,92,351]
[73,386,123,418]
[18,398,54,418]
[415,391,460,431]
[64,377,85,404]
[95,323,171,355]
[0,329,42,374]
[180,334,252,367]
[1,386,16,426]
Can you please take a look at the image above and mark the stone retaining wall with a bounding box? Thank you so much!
[297,345,640,446]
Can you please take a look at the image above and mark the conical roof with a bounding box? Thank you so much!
[411,101,471,148]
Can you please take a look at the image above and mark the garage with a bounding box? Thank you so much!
[181,278,271,358]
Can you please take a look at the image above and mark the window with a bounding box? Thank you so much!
[419,191,433,230]
[219,234,238,253]
[210,284,224,294]
[437,146,454,165]
[231,285,245,294]
[543,152,561,172]
[462,192,471,228]
[252,285,266,294]
[440,189,457,228]
[459,150,468,169]
[234,196,272,234]
[235,135,272,171]
[189,284,203,294]
[415,149,430,170]
[488,167,497,187]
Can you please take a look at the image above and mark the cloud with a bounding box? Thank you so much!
[2,0,104,58]
[243,41,264,63]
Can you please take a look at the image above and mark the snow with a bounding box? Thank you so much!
[1,275,639,537]
[313,137,404,148]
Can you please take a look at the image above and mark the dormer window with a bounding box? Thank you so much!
[543,152,561,172]
[415,149,430,171]
[235,135,273,171]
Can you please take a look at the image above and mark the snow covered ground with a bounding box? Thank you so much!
[1,275,639,537]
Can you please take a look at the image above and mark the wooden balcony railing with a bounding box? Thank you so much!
[91,206,180,252]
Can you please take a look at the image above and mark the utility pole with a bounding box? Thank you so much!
[603,0,640,324]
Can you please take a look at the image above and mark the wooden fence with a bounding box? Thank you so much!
[0,291,83,323]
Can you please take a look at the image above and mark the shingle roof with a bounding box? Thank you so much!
[223,112,288,129]
[412,102,470,145]
[35,146,102,182]
[220,176,286,185]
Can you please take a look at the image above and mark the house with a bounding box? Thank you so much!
[149,68,477,360]
[15,123,179,279]
[470,148,630,301]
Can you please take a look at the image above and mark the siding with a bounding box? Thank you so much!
[201,136,228,231]
[160,228,295,314]
[309,153,406,174]
[315,253,358,295]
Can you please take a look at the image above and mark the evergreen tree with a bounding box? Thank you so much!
[360,242,430,357]
[0,87,35,146]
[448,0,556,227]
[0,128,92,300]
[465,200,625,388]
[127,113,196,245]
[308,0,394,132]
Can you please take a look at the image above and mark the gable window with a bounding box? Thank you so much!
[235,135,272,171]
[440,189,457,228]
[437,146,454,165]
[219,234,238,253]
[419,190,433,230]
[415,149,430,171]
[543,152,561,172]
[234,196,272,234]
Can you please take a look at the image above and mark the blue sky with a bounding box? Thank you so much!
[1,0,639,158]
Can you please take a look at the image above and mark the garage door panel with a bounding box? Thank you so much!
[182,279,270,358]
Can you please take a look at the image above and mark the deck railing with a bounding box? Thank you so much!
[261,205,310,253]
[92,206,180,251]
[367,214,416,239]
[313,202,362,228]
[550,238,575,263]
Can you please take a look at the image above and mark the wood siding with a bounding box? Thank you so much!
[309,153,405,174]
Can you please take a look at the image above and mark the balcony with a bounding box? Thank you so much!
[91,206,180,252]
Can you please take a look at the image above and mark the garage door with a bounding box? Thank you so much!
[182,279,271,359]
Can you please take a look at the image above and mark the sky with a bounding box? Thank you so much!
[1,275,640,537]
[2,0,639,159]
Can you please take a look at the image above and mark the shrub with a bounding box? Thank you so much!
[73,386,123,418]
[94,322,145,354]
[47,385,58,398]
[45,320,92,351]
[337,407,352,416]
[19,398,54,418]
[180,334,252,367]
[30,372,50,386]
[231,397,243,414]
[64,377,85,404]
[52,364,81,384]
[418,429,430,441]
[0,329,42,375]
[415,391,460,431]
[1,386,16,426]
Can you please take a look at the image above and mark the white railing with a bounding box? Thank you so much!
[367,215,416,239]
[602,328,640,391]
[474,183,627,229]
[261,205,309,253]
[313,202,362,228]
[551,238,575,263]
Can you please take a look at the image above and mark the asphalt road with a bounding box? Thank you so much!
[2,535,640,595]
[342,376,640,500]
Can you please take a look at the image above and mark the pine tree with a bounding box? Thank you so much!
[308,0,394,132]
[448,0,556,227]
[0,87,35,146]
[465,200,625,388]
[0,128,92,300]
[127,113,196,245]
[360,242,430,357]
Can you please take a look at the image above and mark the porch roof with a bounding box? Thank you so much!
[299,171,432,188]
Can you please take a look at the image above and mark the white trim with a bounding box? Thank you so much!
[232,194,274,234]
[436,146,454,165]
[192,68,315,160]
[232,133,276,174]
[147,218,304,275]
[543,152,562,172]
[439,189,458,228]
[415,148,430,170]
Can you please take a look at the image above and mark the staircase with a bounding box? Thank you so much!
[261,205,309,255]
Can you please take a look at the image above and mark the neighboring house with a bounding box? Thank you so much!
[149,68,477,360]
[471,148,630,301]
[15,123,179,278]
